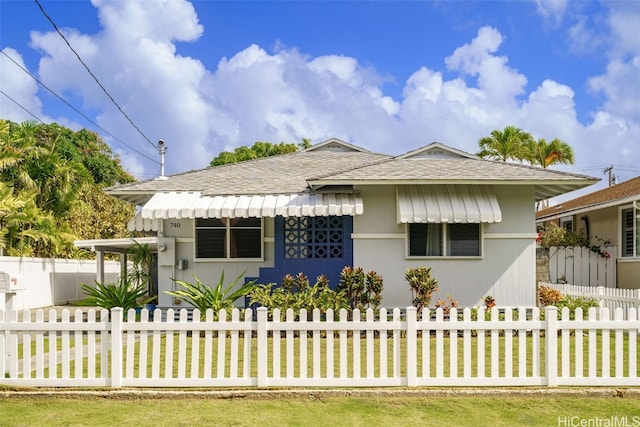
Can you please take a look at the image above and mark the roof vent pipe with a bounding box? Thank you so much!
[157,139,168,180]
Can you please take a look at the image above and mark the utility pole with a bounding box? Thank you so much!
[603,165,615,187]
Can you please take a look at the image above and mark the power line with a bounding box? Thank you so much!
[1,51,160,165]
[0,90,45,124]
[33,0,159,152]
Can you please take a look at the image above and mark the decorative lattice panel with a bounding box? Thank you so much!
[284,216,343,259]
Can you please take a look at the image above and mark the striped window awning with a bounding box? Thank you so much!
[139,191,364,220]
[397,185,502,223]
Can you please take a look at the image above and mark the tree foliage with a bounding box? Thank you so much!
[526,138,575,168]
[0,119,136,258]
[209,139,311,166]
[477,125,534,162]
[477,125,575,169]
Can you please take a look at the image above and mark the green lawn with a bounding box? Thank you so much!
[1,393,639,426]
[10,331,640,382]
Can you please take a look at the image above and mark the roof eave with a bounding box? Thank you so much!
[309,178,598,202]
[536,194,640,222]
[104,189,155,206]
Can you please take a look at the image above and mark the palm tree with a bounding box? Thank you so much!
[477,125,534,162]
[526,138,575,168]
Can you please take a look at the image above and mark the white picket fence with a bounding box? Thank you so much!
[547,245,616,288]
[542,283,640,313]
[1,306,639,388]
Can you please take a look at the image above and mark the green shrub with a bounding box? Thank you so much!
[556,295,600,319]
[166,271,255,318]
[537,285,563,306]
[248,273,349,318]
[78,280,153,312]
[405,267,438,315]
[337,266,383,311]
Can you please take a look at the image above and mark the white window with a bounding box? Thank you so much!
[560,217,573,232]
[621,206,640,258]
[195,217,262,259]
[408,223,481,257]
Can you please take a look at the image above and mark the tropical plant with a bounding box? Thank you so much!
[126,241,154,295]
[477,125,534,162]
[538,284,563,306]
[405,267,438,315]
[248,273,349,318]
[483,295,496,310]
[166,271,256,317]
[337,266,383,311]
[526,138,574,168]
[0,119,136,258]
[77,280,153,311]
[434,294,458,316]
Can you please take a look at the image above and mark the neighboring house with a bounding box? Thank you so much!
[536,176,640,290]
[75,139,597,308]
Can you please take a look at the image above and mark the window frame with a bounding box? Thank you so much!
[560,216,574,232]
[406,222,483,259]
[620,204,640,259]
[194,217,264,261]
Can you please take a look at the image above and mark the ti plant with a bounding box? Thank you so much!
[405,267,438,316]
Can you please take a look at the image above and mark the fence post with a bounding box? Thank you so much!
[634,290,640,310]
[545,306,558,387]
[597,286,605,318]
[406,307,417,387]
[110,308,123,388]
[257,307,268,387]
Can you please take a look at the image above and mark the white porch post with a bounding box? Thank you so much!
[120,252,127,282]
[96,250,105,284]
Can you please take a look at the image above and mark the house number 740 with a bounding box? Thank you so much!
[169,222,181,228]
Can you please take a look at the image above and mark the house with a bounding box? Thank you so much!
[536,176,640,290]
[75,139,597,308]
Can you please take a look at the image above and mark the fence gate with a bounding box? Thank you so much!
[547,246,616,287]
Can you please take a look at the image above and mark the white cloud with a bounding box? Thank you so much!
[1,0,638,190]
[445,26,527,106]
[0,49,42,122]
[534,0,569,27]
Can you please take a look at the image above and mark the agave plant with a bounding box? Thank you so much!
[166,271,255,317]
[78,279,155,312]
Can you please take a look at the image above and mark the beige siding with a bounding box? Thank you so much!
[353,185,537,307]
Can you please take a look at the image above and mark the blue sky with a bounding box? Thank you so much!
[1,0,639,199]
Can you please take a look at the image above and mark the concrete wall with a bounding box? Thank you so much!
[0,256,120,310]
[352,185,538,308]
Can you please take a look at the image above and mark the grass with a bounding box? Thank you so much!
[0,393,639,426]
[11,331,640,382]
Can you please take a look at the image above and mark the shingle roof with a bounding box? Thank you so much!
[107,140,598,205]
[107,149,390,204]
[536,175,640,220]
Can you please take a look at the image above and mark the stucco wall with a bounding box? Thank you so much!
[617,260,640,289]
[578,206,619,245]
[352,185,537,308]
